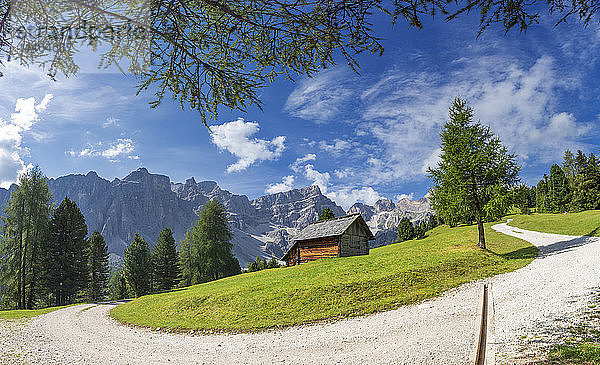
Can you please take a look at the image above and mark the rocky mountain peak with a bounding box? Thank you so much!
[374,199,395,212]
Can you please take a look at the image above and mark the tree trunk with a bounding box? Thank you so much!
[477,217,486,249]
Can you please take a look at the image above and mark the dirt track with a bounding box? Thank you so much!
[1,222,598,364]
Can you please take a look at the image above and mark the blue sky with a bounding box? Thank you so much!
[1,11,599,210]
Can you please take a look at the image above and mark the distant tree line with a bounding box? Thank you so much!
[0,167,243,309]
[512,150,600,214]
[246,256,280,272]
[397,215,439,243]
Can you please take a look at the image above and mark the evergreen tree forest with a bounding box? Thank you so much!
[0,169,242,309]
[0,168,111,309]
[534,150,600,213]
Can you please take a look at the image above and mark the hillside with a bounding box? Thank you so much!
[0,168,432,267]
[110,222,537,332]
[508,211,600,236]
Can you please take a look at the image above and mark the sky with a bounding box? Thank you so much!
[1,10,599,210]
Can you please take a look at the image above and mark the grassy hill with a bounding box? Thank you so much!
[111,222,537,332]
[0,304,75,320]
[508,210,600,236]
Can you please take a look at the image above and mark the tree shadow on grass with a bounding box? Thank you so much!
[497,246,539,260]
[586,225,600,237]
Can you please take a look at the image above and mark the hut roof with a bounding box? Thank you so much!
[282,213,375,260]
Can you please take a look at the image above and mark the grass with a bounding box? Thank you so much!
[548,342,600,364]
[111,222,537,333]
[508,210,600,237]
[0,304,76,320]
[545,294,600,364]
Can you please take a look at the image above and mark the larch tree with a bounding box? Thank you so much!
[429,98,520,249]
[123,233,152,297]
[0,166,52,309]
[181,199,240,284]
[45,196,89,306]
[152,227,180,291]
[2,1,598,126]
[87,230,110,302]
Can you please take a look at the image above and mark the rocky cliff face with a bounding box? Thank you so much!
[348,197,433,248]
[0,168,433,266]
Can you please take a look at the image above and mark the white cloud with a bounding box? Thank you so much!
[421,148,442,174]
[265,175,295,194]
[284,69,355,122]
[394,193,415,201]
[0,94,52,188]
[318,139,353,155]
[326,186,384,210]
[210,118,286,173]
[334,168,353,179]
[103,117,120,128]
[356,55,590,184]
[101,139,135,158]
[67,138,137,161]
[290,153,316,172]
[304,164,330,193]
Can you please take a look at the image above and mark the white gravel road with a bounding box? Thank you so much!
[1,221,599,365]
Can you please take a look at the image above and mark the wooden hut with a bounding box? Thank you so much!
[282,213,375,266]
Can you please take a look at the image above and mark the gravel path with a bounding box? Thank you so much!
[1,222,599,365]
[490,221,600,363]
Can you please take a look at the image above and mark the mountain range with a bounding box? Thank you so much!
[0,168,433,267]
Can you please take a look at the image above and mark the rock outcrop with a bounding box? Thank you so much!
[0,168,433,266]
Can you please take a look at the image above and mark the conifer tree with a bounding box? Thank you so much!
[536,176,549,213]
[178,239,194,287]
[152,228,180,291]
[109,268,129,300]
[318,208,335,221]
[45,196,88,306]
[123,233,151,297]
[397,217,414,242]
[181,199,240,284]
[429,98,520,249]
[86,231,109,301]
[0,167,52,309]
[427,215,439,230]
[546,164,571,213]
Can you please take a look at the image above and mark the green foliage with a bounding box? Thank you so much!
[152,228,180,292]
[513,184,533,214]
[0,304,76,319]
[3,1,587,125]
[123,233,152,297]
[427,215,439,230]
[318,208,335,221]
[109,268,129,300]
[571,151,600,211]
[111,223,537,332]
[86,231,109,302]
[179,200,240,286]
[44,197,89,306]
[247,256,280,272]
[535,150,600,214]
[397,217,414,242]
[0,166,52,309]
[428,98,520,249]
[414,221,428,240]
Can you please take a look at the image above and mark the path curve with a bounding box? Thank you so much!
[1,222,599,364]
